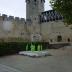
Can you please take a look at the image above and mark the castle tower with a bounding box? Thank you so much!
[26,0,45,21]
[25,0,45,42]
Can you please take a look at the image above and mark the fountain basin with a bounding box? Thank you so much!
[19,51,51,57]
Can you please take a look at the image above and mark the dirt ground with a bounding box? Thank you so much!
[0,46,72,72]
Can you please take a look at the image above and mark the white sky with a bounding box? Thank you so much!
[0,0,51,19]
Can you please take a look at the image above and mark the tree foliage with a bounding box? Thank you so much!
[50,0,72,25]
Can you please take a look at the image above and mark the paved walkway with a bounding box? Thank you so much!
[0,49,72,72]
[0,64,22,72]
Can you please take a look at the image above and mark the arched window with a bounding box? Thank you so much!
[68,38,70,42]
[50,39,53,42]
[57,35,62,42]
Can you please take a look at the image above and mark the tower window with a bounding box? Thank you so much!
[41,0,42,2]
[34,0,36,2]
[34,0,37,5]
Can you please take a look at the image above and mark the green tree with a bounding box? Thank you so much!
[50,0,72,25]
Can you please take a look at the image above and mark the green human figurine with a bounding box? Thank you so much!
[37,44,41,51]
[31,43,35,51]
[26,44,28,51]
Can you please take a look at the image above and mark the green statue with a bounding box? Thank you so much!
[26,43,43,52]
[31,43,35,51]
[37,45,41,51]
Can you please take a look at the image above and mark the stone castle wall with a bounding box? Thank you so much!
[41,20,72,43]
[0,14,29,42]
[0,13,72,43]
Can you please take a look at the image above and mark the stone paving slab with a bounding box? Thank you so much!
[0,64,22,72]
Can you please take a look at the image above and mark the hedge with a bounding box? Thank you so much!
[0,42,49,56]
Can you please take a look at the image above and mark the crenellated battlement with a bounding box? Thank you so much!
[0,14,26,24]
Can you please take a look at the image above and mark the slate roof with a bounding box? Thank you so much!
[39,10,63,23]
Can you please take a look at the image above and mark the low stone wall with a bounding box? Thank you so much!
[49,43,70,49]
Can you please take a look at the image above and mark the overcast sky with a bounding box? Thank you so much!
[0,0,51,19]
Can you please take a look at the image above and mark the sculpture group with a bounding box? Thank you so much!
[26,43,43,51]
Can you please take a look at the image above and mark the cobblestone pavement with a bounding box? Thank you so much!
[0,49,72,72]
